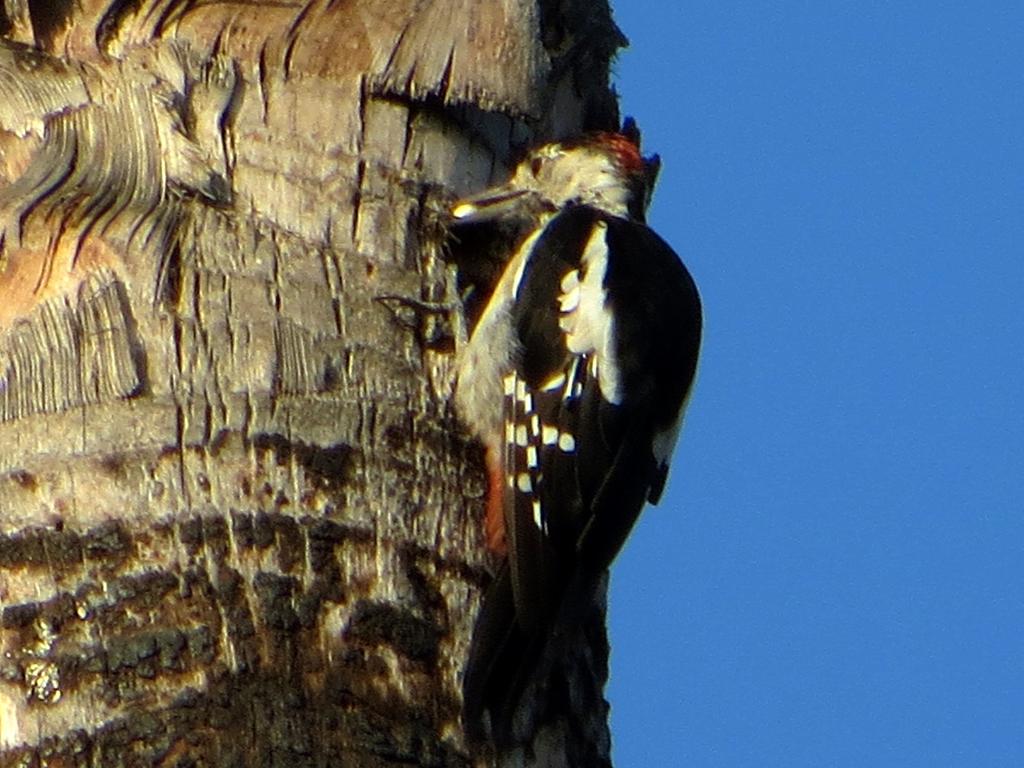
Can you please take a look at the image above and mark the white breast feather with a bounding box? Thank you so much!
[455,230,542,444]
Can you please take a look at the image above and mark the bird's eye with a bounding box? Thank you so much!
[530,157,544,176]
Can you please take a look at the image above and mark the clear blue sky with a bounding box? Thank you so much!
[606,3,1023,766]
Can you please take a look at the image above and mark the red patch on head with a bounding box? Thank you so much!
[595,132,645,175]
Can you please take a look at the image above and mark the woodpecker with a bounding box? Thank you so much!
[452,132,702,745]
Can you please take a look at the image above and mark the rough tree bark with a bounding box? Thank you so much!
[0,1,627,765]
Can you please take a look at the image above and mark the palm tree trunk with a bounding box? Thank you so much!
[0,1,627,765]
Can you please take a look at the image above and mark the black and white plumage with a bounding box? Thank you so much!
[452,133,702,745]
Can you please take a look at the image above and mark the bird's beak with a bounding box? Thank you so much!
[451,186,531,223]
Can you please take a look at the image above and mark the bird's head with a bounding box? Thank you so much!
[452,132,658,225]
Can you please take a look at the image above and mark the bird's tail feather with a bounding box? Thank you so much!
[462,564,545,747]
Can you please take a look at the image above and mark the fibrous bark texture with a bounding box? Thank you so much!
[0,0,626,765]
